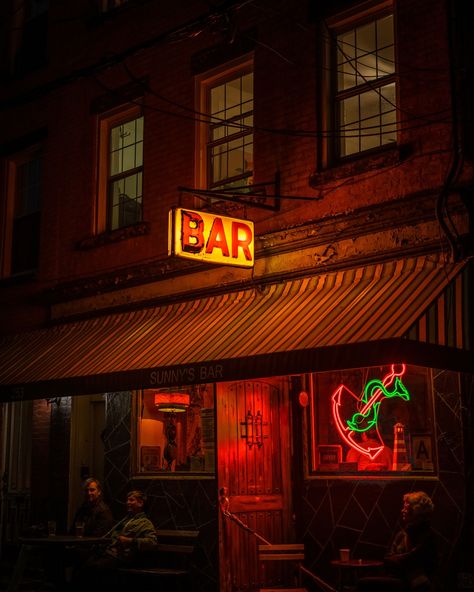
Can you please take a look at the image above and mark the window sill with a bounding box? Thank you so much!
[76,221,150,250]
[0,270,37,287]
[306,471,439,481]
[309,144,412,189]
[133,472,216,480]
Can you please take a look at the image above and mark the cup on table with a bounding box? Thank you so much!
[339,548,350,562]
[75,521,85,538]
[47,520,57,536]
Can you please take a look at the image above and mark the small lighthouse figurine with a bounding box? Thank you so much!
[392,423,411,471]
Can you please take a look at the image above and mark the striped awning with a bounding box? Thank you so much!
[0,254,470,401]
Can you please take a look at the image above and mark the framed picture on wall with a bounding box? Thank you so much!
[317,444,342,470]
[411,434,434,470]
[141,446,161,471]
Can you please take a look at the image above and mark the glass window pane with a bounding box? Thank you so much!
[360,89,380,120]
[340,95,359,126]
[241,73,253,102]
[226,78,242,109]
[137,386,216,474]
[135,141,143,167]
[211,85,225,117]
[211,145,228,183]
[309,365,436,475]
[358,54,378,82]
[338,31,355,64]
[356,22,376,55]
[17,157,41,215]
[377,15,394,51]
[335,14,396,158]
[379,47,395,76]
[135,116,144,142]
[207,68,253,189]
[122,145,136,171]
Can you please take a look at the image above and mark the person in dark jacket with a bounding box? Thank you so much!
[71,477,114,536]
[75,490,157,591]
[357,491,437,592]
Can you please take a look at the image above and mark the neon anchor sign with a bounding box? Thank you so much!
[332,364,410,461]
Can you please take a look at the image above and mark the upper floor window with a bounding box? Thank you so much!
[333,11,396,158]
[11,0,49,74]
[100,0,129,12]
[1,150,42,277]
[97,106,143,233]
[197,58,253,193]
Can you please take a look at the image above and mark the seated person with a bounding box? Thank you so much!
[71,477,114,536]
[76,489,157,591]
[346,430,393,471]
[356,491,437,592]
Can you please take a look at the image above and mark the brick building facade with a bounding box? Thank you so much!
[0,1,472,590]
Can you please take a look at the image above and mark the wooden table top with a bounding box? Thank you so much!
[331,559,384,568]
[19,535,109,545]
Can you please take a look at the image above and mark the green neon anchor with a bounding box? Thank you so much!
[346,374,411,433]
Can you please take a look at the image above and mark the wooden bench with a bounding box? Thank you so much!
[258,543,308,592]
[118,528,199,592]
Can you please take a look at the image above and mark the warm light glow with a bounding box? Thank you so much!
[168,207,254,268]
[332,364,410,461]
[154,392,190,413]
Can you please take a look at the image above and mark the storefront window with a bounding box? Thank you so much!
[308,364,436,476]
[136,384,215,475]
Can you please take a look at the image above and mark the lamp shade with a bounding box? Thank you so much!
[154,392,190,412]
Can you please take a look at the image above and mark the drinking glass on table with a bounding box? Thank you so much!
[75,521,85,537]
[47,520,57,536]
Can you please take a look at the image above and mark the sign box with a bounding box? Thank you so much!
[169,207,254,268]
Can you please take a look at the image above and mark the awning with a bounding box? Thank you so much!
[0,254,471,401]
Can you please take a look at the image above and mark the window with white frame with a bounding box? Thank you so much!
[1,150,42,277]
[333,11,396,158]
[198,59,254,193]
[98,106,143,232]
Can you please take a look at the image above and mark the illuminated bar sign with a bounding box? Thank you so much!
[168,207,254,268]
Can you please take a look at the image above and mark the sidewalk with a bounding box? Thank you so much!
[0,544,47,592]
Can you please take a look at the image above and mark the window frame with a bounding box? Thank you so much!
[1,147,42,278]
[132,385,217,479]
[195,54,254,195]
[96,104,143,234]
[305,364,438,480]
[322,1,397,165]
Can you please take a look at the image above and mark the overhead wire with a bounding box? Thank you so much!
[116,59,450,140]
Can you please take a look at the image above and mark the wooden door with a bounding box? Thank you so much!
[217,379,293,592]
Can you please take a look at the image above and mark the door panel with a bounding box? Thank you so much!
[218,379,293,591]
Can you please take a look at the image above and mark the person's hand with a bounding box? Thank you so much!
[117,535,133,547]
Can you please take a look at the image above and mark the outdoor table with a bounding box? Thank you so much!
[331,558,384,591]
[7,535,110,592]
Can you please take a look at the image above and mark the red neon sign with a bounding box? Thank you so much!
[332,364,410,461]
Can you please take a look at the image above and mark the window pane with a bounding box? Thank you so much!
[17,157,41,215]
[337,31,356,91]
[109,116,143,175]
[109,172,142,230]
[210,85,225,117]
[309,365,436,475]
[137,386,216,474]
[356,22,376,55]
[206,69,253,190]
[339,95,360,156]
